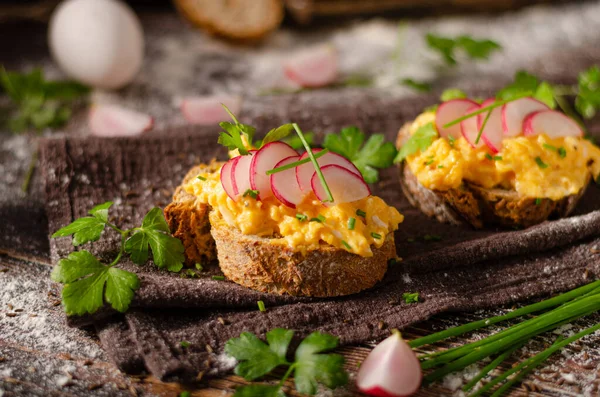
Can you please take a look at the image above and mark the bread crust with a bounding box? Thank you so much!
[166,162,396,296]
[396,123,589,229]
[164,162,223,266]
[209,212,395,297]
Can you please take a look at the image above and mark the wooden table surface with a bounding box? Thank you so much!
[2,3,600,396]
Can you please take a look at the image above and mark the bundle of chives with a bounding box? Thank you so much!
[409,280,600,396]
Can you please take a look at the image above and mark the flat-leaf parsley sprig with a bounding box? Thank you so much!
[225,328,348,396]
[51,202,185,315]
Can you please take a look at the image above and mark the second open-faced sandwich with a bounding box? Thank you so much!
[396,95,600,229]
[166,111,403,297]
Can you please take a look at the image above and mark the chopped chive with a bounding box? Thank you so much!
[212,275,225,281]
[180,341,191,348]
[243,189,259,199]
[535,198,542,206]
[296,213,308,222]
[341,240,352,250]
[356,209,367,217]
[535,156,549,169]
[402,292,419,304]
[485,153,494,160]
[424,234,442,241]
[195,263,203,271]
[493,155,503,161]
[310,214,326,223]
[371,232,382,239]
[543,143,558,151]
[257,300,266,312]
[266,149,330,175]
[179,392,191,397]
[558,147,567,158]
[196,175,206,181]
[424,159,434,165]
[448,135,456,147]
[348,217,356,230]
[475,108,493,145]
[437,164,445,168]
[293,123,333,203]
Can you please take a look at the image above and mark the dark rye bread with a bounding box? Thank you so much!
[396,123,590,229]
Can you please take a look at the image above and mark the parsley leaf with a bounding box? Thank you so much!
[401,78,432,93]
[125,208,185,272]
[441,88,467,101]
[394,122,438,163]
[575,65,600,119]
[233,385,286,397]
[426,34,501,66]
[50,250,139,315]
[534,82,556,108]
[496,71,539,100]
[0,67,89,133]
[260,123,294,147]
[293,332,348,395]
[52,202,113,246]
[225,328,293,380]
[227,329,348,396]
[323,127,397,183]
[217,105,257,155]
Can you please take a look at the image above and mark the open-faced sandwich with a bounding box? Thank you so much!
[166,113,403,297]
[396,96,600,229]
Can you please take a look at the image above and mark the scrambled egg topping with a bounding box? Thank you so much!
[406,111,600,200]
[184,169,403,257]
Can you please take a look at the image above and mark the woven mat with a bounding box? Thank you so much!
[38,92,600,381]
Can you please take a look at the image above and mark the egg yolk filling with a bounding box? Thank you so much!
[406,111,600,200]
[184,169,403,257]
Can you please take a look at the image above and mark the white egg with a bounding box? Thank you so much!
[48,0,144,89]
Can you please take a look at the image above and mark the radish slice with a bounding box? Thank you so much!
[435,99,478,140]
[220,159,237,200]
[250,142,298,200]
[180,95,242,125]
[501,97,549,137]
[477,99,503,153]
[523,110,583,138]
[296,150,362,193]
[283,45,338,88]
[460,105,486,149]
[311,164,370,206]
[356,332,422,397]
[89,104,153,137]
[231,151,256,197]
[270,156,305,208]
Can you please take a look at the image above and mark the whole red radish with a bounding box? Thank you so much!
[357,331,422,397]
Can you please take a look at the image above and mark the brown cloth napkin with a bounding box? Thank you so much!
[40,93,600,381]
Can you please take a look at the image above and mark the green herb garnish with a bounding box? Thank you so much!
[0,67,89,133]
[535,198,542,206]
[441,88,468,101]
[294,123,333,202]
[266,149,329,175]
[447,135,456,147]
[401,78,432,93]
[212,275,225,281]
[426,34,501,66]
[575,65,600,119]
[296,214,308,222]
[196,175,206,181]
[424,159,434,166]
[257,300,266,312]
[347,217,356,230]
[225,329,348,396]
[283,132,315,150]
[51,202,184,316]
[402,292,419,304]
[323,126,397,183]
[356,209,367,217]
[243,189,260,199]
[310,214,326,223]
[558,147,567,158]
[218,104,255,155]
[535,156,549,169]
[180,341,191,348]
[370,232,382,239]
[195,263,204,271]
[260,123,294,148]
[394,122,438,163]
[437,165,444,168]
[341,240,352,250]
